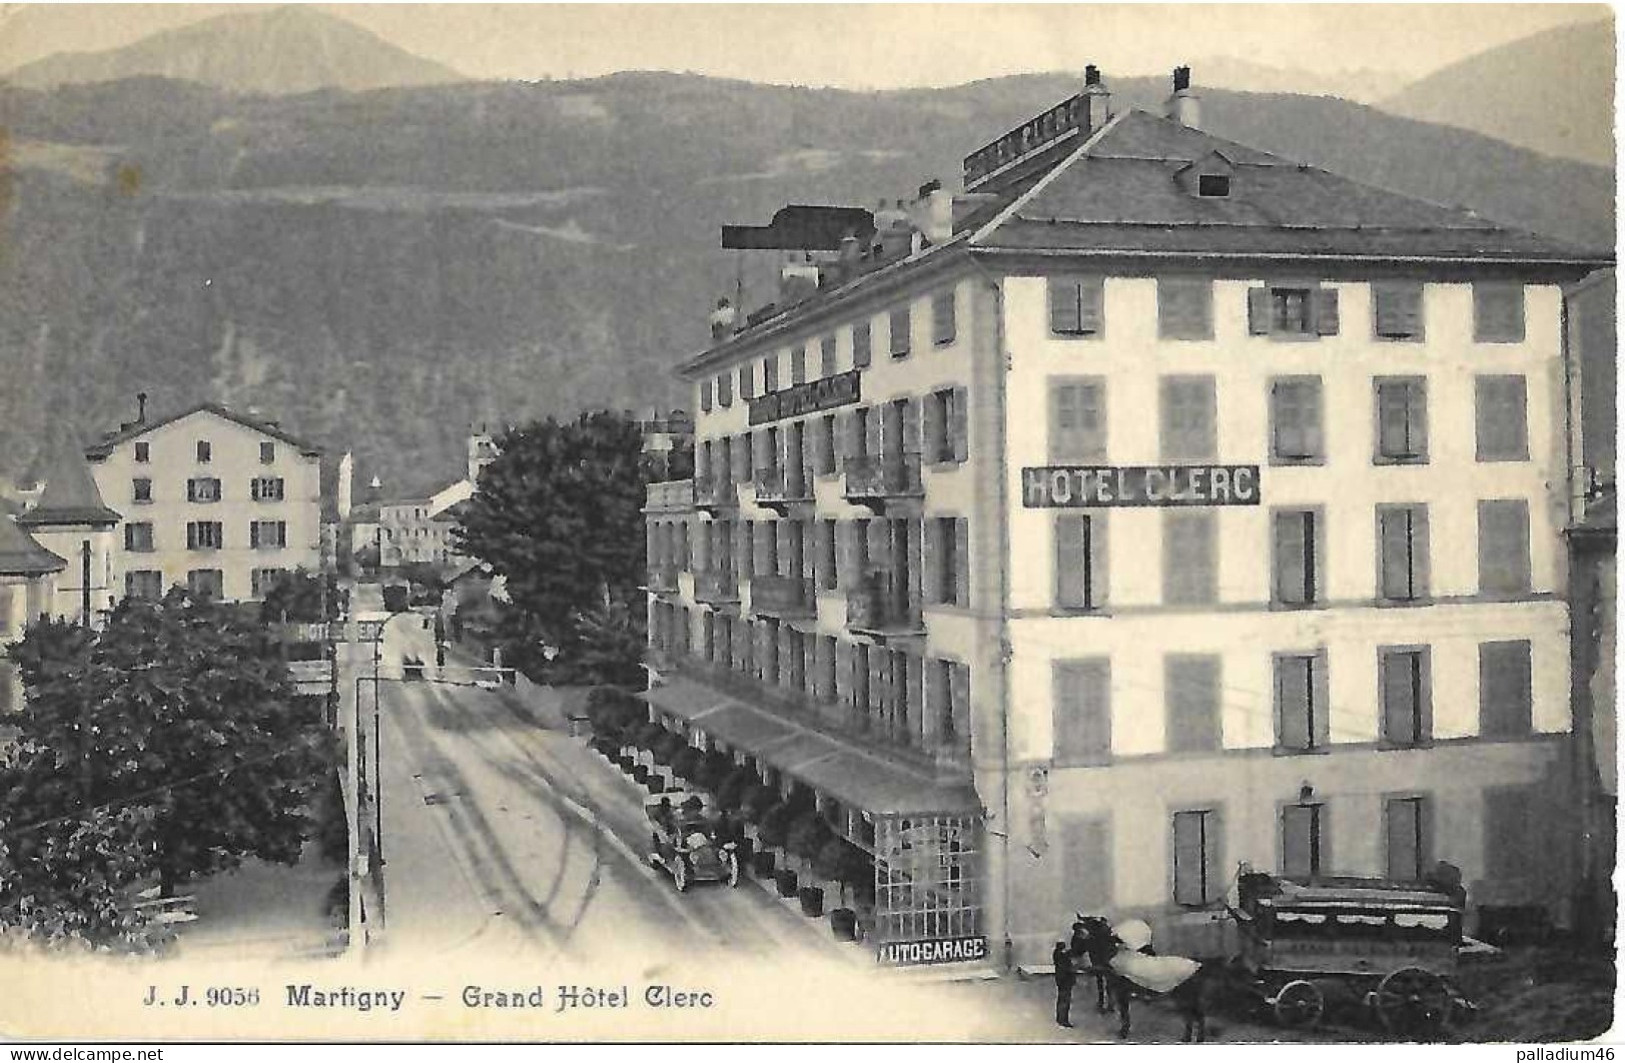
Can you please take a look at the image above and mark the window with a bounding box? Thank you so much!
[1473,283,1526,343]
[1483,786,1534,881]
[820,335,837,377]
[186,569,223,600]
[1377,504,1429,602]
[132,478,152,504]
[1048,377,1106,462]
[1373,282,1425,340]
[1385,796,1432,882]
[134,442,150,464]
[718,373,733,408]
[1053,658,1111,762]
[932,289,957,346]
[1281,804,1326,877]
[1165,655,1221,753]
[260,441,276,464]
[739,364,754,401]
[763,355,779,393]
[1048,275,1105,338]
[927,516,969,607]
[1248,285,1339,337]
[1478,499,1531,594]
[251,476,285,502]
[1160,375,1216,462]
[819,519,838,590]
[1374,377,1428,463]
[1269,377,1323,463]
[924,387,968,465]
[248,519,278,548]
[699,380,713,413]
[187,477,222,503]
[1479,640,1533,737]
[1272,509,1320,606]
[1380,647,1432,746]
[1055,513,1107,610]
[1061,816,1113,912]
[1275,652,1328,751]
[251,567,287,598]
[1157,278,1213,340]
[125,570,163,601]
[852,320,872,368]
[1197,173,1230,198]
[1476,376,1529,461]
[124,522,155,553]
[1162,511,1216,605]
[888,306,911,358]
[1172,809,1222,907]
[196,440,212,463]
[186,521,223,550]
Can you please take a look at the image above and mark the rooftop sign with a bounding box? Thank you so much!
[747,369,861,426]
[964,92,1098,189]
[1022,465,1261,508]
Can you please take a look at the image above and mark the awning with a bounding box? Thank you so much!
[639,676,981,817]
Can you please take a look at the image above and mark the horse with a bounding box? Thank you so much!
[1071,915,1217,1043]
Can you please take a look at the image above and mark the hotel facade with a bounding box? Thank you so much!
[641,70,1610,968]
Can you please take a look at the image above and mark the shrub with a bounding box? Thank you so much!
[752,849,776,877]
[716,766,757,811]
[775,868,799,897]
[651,730,686,766]
[632,720,664,750]
[787,812,832,866]
[693,751,732,792]
[757,802,795,849]
[670,745,703,780]
[798,885,824,917]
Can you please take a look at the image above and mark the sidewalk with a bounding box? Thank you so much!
[171,839,348,962]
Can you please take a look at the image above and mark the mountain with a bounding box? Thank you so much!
[1174,57,1397,104]
[0,72,1611,496]
[3,7,463,95]
[1379,19,1615,167]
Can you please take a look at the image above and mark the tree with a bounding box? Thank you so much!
[2,591,336,906]
[452,411,647,682]
[258,568,345,624]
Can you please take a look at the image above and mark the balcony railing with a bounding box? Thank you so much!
[644,478,695,513]
[694,475,737,512]
[749,574,815,619]
[694,568,740,604]
[842,451,923,507]
[647,563,680,593]
[845,574,924,637]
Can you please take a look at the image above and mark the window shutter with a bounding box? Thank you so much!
[1379,508,1413,600]
[954,518,970,607]
[901,398,921,455]
[834,640,850,707]
[1276,656,1312,748]
[1281,805,1314,876]
[1054,659,1110,761]
[1385,799,1421,881]
[1048,277,1081,335]
[1273,512,1308,604]
[1474,284,1526,343]
[1247,288,1270,335]
[1381,651,1419,744]
[933,290,956,345]
[1166,654,1221,753]
[1483,787,1533,880]
[1480,640,1533,737]
[700,380,713,412]
[950,387,969,463]
[791,345,806,385]
[1077,277,1104,336]
[1163,511,1215,605]
[922,393,944,464]
[1313,289,1340,335]
[1476,376,1529,461]
[820,335,837,377]
[866,406,884,459]
[1478,500,1531,593]
[889,306,911,358]
[949,659,971,740]
[1056,515,1086,607]
[923,519,942,605]
[1172,811,1207,906]
[853,321,872,368]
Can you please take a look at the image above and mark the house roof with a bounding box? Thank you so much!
[681,106,1610,376]
[84,402,323,459]
[16,434,121,528]
[0,515,66,576]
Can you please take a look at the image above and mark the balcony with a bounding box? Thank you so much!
[751,466,812,515]
[748,574,816,619]
[846,574,925,641]
[644,478,695,514]
[695,475,738,515]
[694,568,740,605]
[842,452,923,513]
[646,563,680,594]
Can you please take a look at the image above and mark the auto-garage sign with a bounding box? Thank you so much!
[876,935,988,967]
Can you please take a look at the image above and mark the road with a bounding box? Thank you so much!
[343,586,841,973]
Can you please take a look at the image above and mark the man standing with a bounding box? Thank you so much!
[1053,940,1076,1028]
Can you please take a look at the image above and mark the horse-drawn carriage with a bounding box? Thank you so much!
[644,792,741,892]
[1229,870,1474,1035]
[1074,869,1476,1040]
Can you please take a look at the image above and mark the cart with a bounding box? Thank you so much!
[1229,871,1475,1036]
[644,792,741,892]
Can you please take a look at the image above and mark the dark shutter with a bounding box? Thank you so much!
[923,518,943,605]
[1381,650,1423,745]
[1056,515,1087,608]
[922,392,944,463]
[954,517,970,608]
[1062,817,1113,912]
[1473,284,1526,343]
[1165,654,1221,753]
[1476,375,1529,461]
[950,386,969,462]
[1158,278,1212,340]
[700,380,713,412]
[1054,659,1110,761]
[1247,288,1271,335]
[889,306,911,358]
[1281,805,1316,876]
[821,335,837,377]
[791,345,806,385]
[1276,656,1312,749]
[853,321,872,368]
[1163,511,1215,605]
[1478,499,1531,593]
[1313,289,1340,335]
[1273,511,1309,604]
[1077,276,1104,336]
[1480,640,1533,737]
[1385,797,1426,881]
[933,290,956,345]
[1483,787,1533,881]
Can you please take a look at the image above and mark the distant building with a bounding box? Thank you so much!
[14,435,121,625]
[0,510,68,715]
[375,427,497,569]
[85,400,323,603]
[642,67,1611,968]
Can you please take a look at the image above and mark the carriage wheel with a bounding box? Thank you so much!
[1374,967,1451,1037]
[672,856,689,893]
[1272,980,1325,1030]
[725,852,741,888]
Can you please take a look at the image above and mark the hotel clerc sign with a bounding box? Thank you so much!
[747,369,861,426]
[1022,465,1261,508]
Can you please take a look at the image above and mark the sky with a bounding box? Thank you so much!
[0,2,1609,88]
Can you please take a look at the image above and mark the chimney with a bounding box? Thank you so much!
[1167,65,1201,129]
[1083,64,1112,132]
[136,391,148,423]
[709,297,738,342]
[908,179,954,244]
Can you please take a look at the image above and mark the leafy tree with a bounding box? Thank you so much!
[2,591,336,906]
[453,411,647,681]
[258,568,345,624]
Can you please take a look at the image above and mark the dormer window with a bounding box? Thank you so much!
[1197,174,1230,198]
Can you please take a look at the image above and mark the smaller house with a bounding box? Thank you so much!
[0,512,68,716]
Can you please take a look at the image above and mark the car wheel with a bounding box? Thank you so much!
[672,856,689,893]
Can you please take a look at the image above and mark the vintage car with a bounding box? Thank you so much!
[644,792,741,892]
